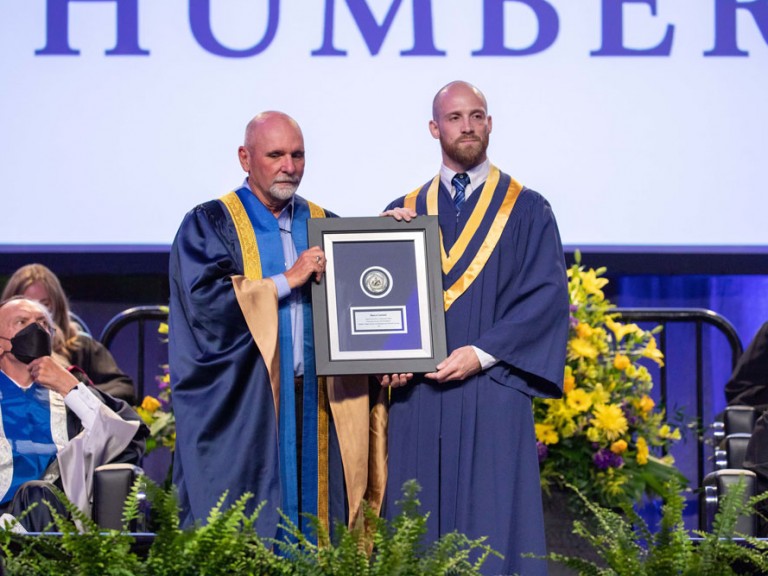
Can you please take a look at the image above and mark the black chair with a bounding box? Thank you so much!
[714,433,753,470]
[724,405,760,436]
[93,464,146,530]
[701,469,757,535]
[712,405,759,446]
[99,305,169,401]
[705,410,761,536]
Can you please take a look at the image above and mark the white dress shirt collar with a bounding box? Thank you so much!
[439,158,491,200]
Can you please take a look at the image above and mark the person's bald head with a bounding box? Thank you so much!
[432,81,488,122]
[429,81,492,172]
[0,297,54,334]
[243,111,303,149]
[238,111,306,215]
[0,297,54,365]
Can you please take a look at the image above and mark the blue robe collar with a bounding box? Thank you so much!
[0,371,58,505]
[230,187,322,538]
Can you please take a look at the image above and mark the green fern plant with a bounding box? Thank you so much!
[544,478,768,576]
[0,486,141,576]
[132,478,287,576]
[0,479,497,576]
[273,480,499,575]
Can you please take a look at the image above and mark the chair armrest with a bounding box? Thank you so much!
[92,463,144,530]
[716,433,753,470]
[701,469,756,535]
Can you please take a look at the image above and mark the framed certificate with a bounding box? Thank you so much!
[308,216,447,375]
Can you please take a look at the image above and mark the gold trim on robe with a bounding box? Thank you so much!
[307,200,326,219]
[232,278,280,417]
[436,167,501,274]
[317,375,330,528]
[442,185,520,310]
[366,386,388,518]
[415,166,523,311]
[220,191,263,280]
[327,376,388,525]
[403,184,426,212]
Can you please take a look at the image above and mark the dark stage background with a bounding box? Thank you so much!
[3,246,766,412]
[2,246,768,528]
[4,246,766,350]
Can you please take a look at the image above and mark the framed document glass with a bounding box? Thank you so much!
[308,216,447,375]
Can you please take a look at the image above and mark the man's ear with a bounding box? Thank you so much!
[429,119,440,140]
[237,146,250,172]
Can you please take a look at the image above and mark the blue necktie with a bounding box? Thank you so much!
[452,172,470,214]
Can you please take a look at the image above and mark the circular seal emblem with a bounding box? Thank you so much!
[360,266,393,299]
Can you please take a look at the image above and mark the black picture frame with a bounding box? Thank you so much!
[308,216,447,375]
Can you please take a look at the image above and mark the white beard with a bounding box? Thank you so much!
[268,182,298,201]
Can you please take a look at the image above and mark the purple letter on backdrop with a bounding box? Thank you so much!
[472,0,559,56]
[705,0,768,56]
[312,0,444,56]
[36,0,149,55]
[591,0,674,56]
[190,0,279,57]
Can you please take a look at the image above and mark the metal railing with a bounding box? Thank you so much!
[100,305,169,400]
[615,307,743,494]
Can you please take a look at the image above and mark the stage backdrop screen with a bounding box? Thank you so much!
[1,1,766,248]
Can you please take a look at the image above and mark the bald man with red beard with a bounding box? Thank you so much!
[381,81,569,576]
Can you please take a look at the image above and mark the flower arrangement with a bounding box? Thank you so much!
[135,320,175,454]
[534,253,686,510]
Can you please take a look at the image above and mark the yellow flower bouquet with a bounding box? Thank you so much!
[135,320,176,455]
[534,254,686,509]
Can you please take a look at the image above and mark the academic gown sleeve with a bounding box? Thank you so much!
[169,201,248,335]
[169,200,282,529]
[65,386,149,465]
[473,190,569,398]
[59,385,148,517]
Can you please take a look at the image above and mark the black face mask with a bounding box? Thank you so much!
[0,322,52,364]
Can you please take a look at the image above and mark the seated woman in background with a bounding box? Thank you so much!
[1,264,135,403]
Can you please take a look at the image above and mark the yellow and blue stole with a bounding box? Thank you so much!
[220,188,328,537]
[404,165,523,311]
[0,372,67,505]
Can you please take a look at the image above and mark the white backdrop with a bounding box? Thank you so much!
[1,0,766,247]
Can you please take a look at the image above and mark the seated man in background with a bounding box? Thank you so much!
[2,263,136,403]
[0,297,147,532]
[722,321,768,535]
[725,321,768,408]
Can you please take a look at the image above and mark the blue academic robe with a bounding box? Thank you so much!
[0,371,147,509]
[384,168,569,576]
[168,190,346,536]
[0,374,62,506]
